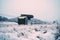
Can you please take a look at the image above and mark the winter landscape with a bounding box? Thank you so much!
[0,20,60,40]
[0,0,60,40]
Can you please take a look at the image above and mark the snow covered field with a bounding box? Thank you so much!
[0,22,60,40]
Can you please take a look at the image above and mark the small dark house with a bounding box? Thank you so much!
[18,16,28,25]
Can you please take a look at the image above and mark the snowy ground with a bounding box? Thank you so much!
[0,22,60,40]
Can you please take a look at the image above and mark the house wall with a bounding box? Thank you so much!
[18,17,28,25]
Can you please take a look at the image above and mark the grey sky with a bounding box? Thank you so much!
[0,0,60,22]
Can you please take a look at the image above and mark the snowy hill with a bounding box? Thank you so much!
[8,17,18,23]
[9,17,47,24]
[0,16,8,21]
[0,22,60,40]
[0,16,59,24]
[30,18,47,24]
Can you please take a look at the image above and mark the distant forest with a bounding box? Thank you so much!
[0,16,8,21]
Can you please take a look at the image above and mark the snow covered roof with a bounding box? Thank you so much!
[18,16,27,19]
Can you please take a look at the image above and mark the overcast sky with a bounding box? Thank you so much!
[0,0,60,22]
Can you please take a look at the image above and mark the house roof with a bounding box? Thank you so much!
[18,16,27,19]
